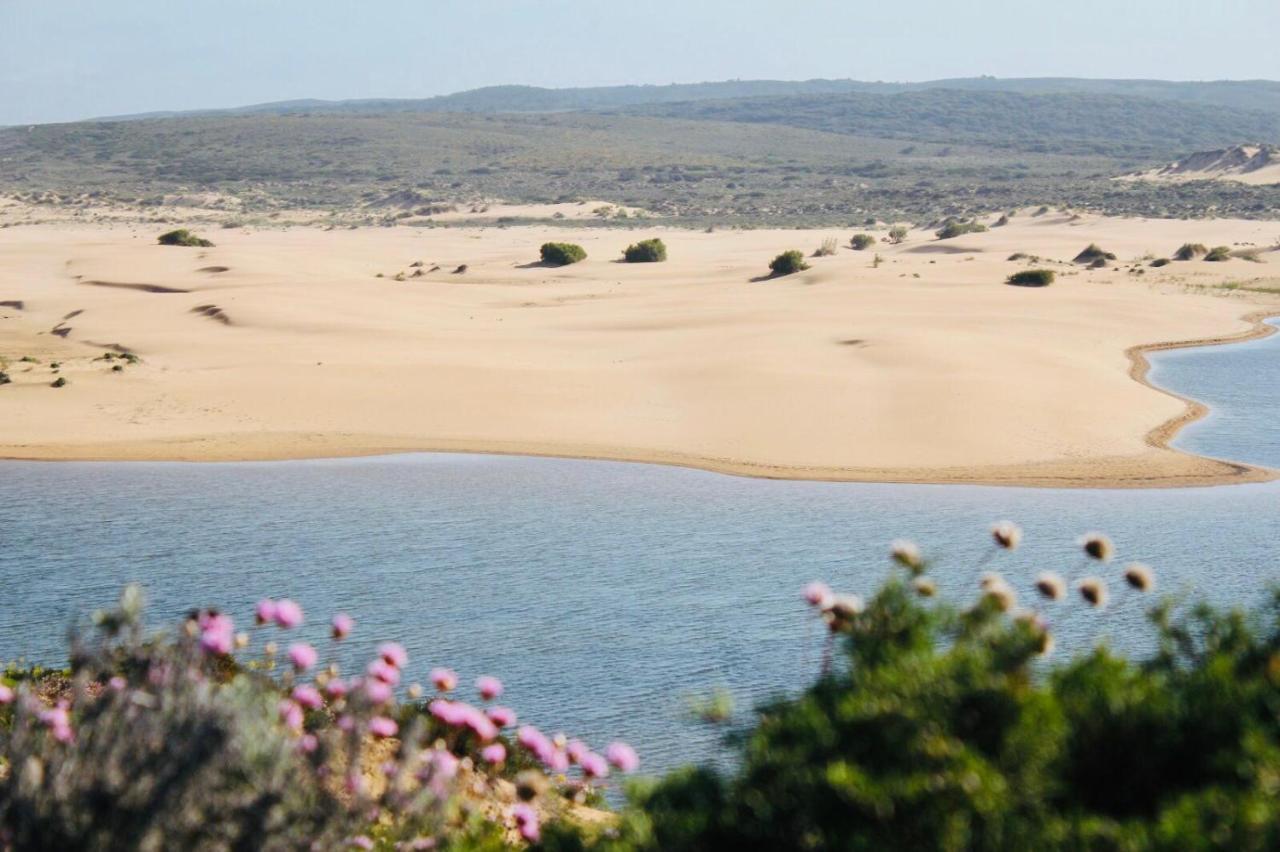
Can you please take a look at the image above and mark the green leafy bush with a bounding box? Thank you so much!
[1174,243,1208,261]
[622,238,667,263]
[887,226,909,244]
[50,377,67,388]
[768,250,809,276]
[1204,246,1232,262]
[1006,269,1055,287]
[157,229,214,248]
[541,242,588,266]
[595,532,1280,852]
[850,233,877,250]
[935,220,988,240]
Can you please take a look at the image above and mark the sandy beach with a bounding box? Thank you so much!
[2,208,1279,487]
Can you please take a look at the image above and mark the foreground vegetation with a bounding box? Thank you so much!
[4,524,1279,849]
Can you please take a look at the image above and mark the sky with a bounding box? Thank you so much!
[2,0,1279,126]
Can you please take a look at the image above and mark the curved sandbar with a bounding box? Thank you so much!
[2,212,1279,488]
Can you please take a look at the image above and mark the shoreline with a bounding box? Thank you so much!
[5,309,1278,489]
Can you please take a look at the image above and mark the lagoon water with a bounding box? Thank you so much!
[2,320,1278,774]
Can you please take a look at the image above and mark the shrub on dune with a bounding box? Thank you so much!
[887,225,909,244]
[1006,269,1055,287]
[1204,245,1232,262]
[935,219,988,240]
[1073,243,1116,264]
[849,233,877,251]
[622,238,667,263]
[157,229,214,248]
[1150,257,1171,267]
[768,250,809,277]
[540,242,587,266]
[1174,242,1208,261]
[813,237,839,257]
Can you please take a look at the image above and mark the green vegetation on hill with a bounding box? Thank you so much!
[1007,269,1055,286]
[936,219,989,240]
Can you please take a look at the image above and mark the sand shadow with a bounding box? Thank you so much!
[197,266,230,273]
[83,280,190,294]
[0,300,24,310]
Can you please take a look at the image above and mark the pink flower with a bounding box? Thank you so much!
[430,667,457,692]
[349,837,374,850]
[298,734,318,753]
[331,613,354,639]
[429,699,465,725]
[255,599,277,626]
[604,741,640,773]
[428,748,459,781]
[512,803,540,842]
[274,599,304,629]
[378,642,408,669]
[368,716,398,738]
[337,714,356,732]
[476,675,503,701]
[364,678,393,705]
[460,704,498,742]
[325,678,349,699]
[517,725,550,753]
[481,743,507,765]
[287,642,318,671]
[566,739,589,765]
[108,676,127,692]
[543,746,569,772]
[581,751,609,779]
[0,685,14,704]
[486,705,516,728]
[292,684,323,710]
[51,723,75,743]
[278,699,303,732]
[802,581,833,609]
[367,659,400,685]
[198,612,235,655]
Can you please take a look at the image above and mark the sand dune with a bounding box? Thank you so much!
[1123,144,1280,186]
[2,212,1279,486]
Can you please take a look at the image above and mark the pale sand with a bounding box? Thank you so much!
[2,210,1279,487]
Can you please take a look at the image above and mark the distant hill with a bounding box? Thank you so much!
[87,77,1280,123]
[1124,144,1280,185]
[621,90,1280,158]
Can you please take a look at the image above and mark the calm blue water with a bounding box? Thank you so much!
[2,320,1278,774]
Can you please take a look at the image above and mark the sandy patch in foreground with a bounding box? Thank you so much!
[2,212,1279,487]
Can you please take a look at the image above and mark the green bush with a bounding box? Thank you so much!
[1006,269,1055,287]
[0,371,9,385]
[850,233,877,251]
[768,250,809,277]
[50,377,67,388]
[622,238,667,263]
[935,220,988,240]
[157,229,214,248]
[593,548,1280,852]
[1204,246,1232,262]
[1073,243,1116,264]
[887,226,909,244]
[541,242,587,266]
[1174,243,1208,261]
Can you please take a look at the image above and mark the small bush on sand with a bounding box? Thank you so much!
[51,377,67,388]
[540,242,587,266]
[1204,246,1232,262]
[1073,244,1116,264]
[1174,243,1208,261]
[993,214,1010,227]
[813,238,839,257]
[623,238,667,263]
[1006,269,1055,287]
[887,226,909,244]
[1150,257,1171,267]
[935,220,988,240]
[769,250,809,277]
[157,229,214,248]
[850,233,877,251]
[0,371,9,385]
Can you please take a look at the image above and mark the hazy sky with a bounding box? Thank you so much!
[3,0,1278,125]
